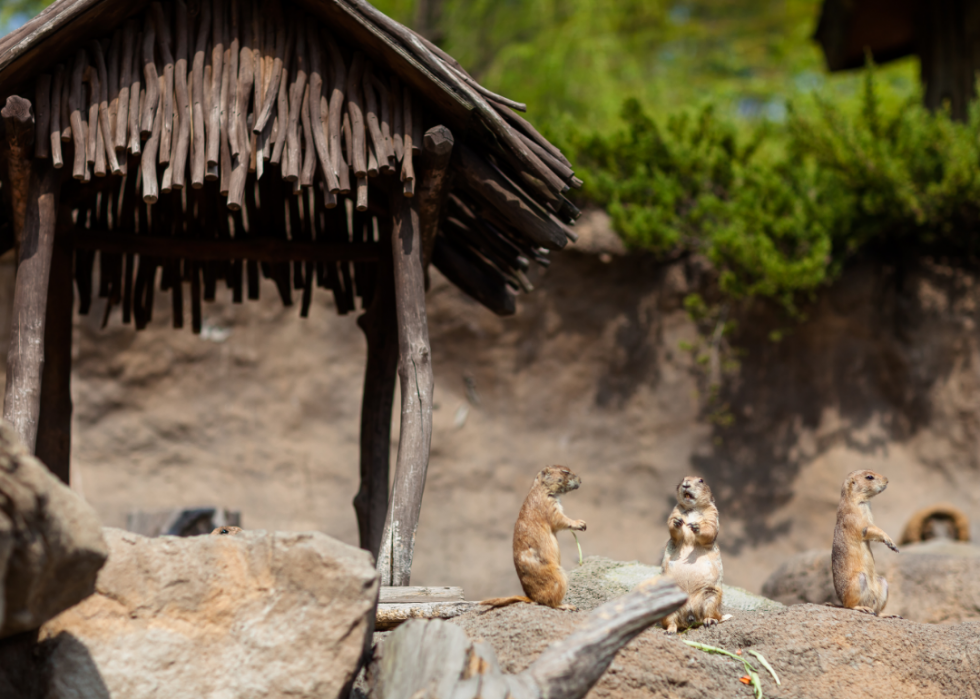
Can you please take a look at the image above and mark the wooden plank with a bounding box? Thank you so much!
[379,586,464,604]
[2,160,60,454]
[72,230,381,262]
[376,601,477,632]
[376,191,433,587]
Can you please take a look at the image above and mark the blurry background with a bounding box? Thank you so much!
[2,0,979,599]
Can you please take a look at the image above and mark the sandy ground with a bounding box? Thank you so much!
[4,211,979,600]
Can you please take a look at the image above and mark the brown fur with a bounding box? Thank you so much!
[211,526,243,536]
[900,504,970,545]
[660,476,723,634]
[832,470,900,616]
[481,466,586,610]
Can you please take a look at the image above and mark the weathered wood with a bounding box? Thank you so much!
[151,1,175,164]
[3,95,35,246]
[376,191,433,587]
[170,0,191,189]
[141,74,165,203]
[115,21,135,153]
[127,29,142,154]
[270,22,294,165]
[226,36,253,208]
[140,14,158,136]
[372,73,394,168]
[417,125,453,270]
[379,586,464,604]
[400,85,414,195]
[33,74,50,161]
[105,30,121,165]
[305,25,336,194]
[376,602,478,632]
[88,40,121,176]
[49,67,64,168]
[390,74,403,162]
[346,52,367,178]
[84,63,101,176]
[191,0,211,187]
[60,64,72,144]
[322,29,346,194]
[3,161,60,454]
[454,145,567,251]
[218,34,232,193]
[72,230,381,262]
[283,17,307,182]
[35,213,73,484]
[363,62,387,173]
[69,50,87,179]
[206,0,224,168]
[375,578,687,699]
[300,83,315,186]
[253,4,284,135]
[355,224,397,558]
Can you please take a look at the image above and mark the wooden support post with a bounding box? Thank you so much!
[3,96,35,250]
[417,125,454,278]
[377,191,434,586]
[355,220,398,558]
[3,158,61,454]
[35,212,74,484]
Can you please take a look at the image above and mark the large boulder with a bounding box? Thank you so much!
[761,540,980,623]
[566,556,783,613]
[35,527,378,699]
[0,421,107,638]
[447,602,980,698]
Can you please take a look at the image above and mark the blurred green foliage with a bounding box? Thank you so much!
[562,66,980,315]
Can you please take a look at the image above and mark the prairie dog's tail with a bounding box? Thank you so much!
[479,596,533,608]
[901,504,971,544]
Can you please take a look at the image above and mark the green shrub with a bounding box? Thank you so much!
[562,69,980,317]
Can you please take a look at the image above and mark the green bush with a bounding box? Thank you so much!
[561,69,980,317]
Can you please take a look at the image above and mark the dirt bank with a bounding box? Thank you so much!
[3,212,978,599]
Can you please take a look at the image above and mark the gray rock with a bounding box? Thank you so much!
[36,527,379,699]
[566,556,783,613]
[0,421,107,638]
[761,541,980,623]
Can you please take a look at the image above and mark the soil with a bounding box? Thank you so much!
[3,210,980,600]
[447,603,980,698]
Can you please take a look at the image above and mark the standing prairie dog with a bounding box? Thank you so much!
[832,470,900,616]
[481,466,586,610]
[660,476,723,634]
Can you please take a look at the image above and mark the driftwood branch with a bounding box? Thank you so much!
[417,124,453,272]
[374,578,686,699]
[2,95,35,245]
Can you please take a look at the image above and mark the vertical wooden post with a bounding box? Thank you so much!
[35,212,74,484]
[2,124,61,454]
[377,190,434,586]
[355,218,398,558]
[417,125,454,277]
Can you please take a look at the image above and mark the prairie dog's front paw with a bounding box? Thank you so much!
[572,520,587,531]
[671,518,684,529]
[688,522,701,535]
[885,539,899,553]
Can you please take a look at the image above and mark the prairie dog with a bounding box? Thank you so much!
[211,525,243,536]
[481,466,586,610]
[660,476,723,634]
[832,470,900,616]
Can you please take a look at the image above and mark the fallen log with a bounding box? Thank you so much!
[373,577,687,699]
[376,602,478,632]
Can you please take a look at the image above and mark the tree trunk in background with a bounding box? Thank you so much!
[916,0,980,121]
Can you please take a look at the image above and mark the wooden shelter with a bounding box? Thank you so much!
[814,0,980,120]
[0,0,580,586]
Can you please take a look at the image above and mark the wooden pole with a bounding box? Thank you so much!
[355,218,398,559]
[377,190,434,586]
[35,212,73,483]
[3,95,35,250]
[3,157,61,454]
[417,125,454,274]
